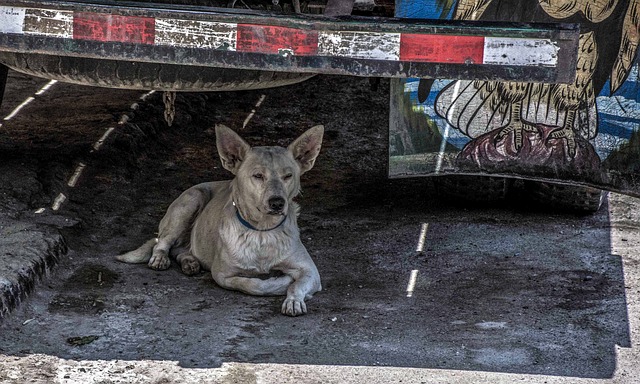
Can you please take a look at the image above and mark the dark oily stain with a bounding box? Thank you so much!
[48,294,105,314]
[445,264,621,313]
[222,307,276,362]
[48,265,117,313]
[62,264,119,290]
[558,270,618,310]
[66,335,100,346]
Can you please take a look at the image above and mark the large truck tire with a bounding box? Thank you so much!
[434,175,512,204]
[0,53,315,92]
[434,175,606,214]
[522,181,607,214]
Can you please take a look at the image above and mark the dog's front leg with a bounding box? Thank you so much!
[279,251,322,316]
[213,272,293,297]
[280,269,321,316]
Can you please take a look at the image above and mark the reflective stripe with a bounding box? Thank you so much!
[318,31,401,60]
[155,19,237,50]
[484,37,558,67]
[0,5,560,67]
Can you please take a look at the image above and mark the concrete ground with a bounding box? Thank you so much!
[0,193,638,384]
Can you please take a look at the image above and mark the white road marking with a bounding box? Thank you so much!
[0,79,65,212]
[3,96,34,121]
[416,222,429,253]
[92,127,116,151]
[49,90,157,211]
[42,87,259,212]
[2,79,58,129]
[34,80,57,95]
[406,223,430,297]
[67,162,86,187]
[406,269,419,298]
[51,193,67,211]
[242,94,267,128]
[140,90,156,102]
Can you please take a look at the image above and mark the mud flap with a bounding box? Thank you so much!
[389,0,640,205]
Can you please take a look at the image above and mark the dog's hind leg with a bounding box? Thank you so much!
[148,238,173,270]
[176,252,201,276]
[148,185,212,270]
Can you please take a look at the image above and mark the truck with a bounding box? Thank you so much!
[1,0,638,212]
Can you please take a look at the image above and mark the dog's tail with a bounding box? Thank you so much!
[115,238,156,264]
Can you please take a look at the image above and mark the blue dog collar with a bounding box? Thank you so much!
[233,202,286,231]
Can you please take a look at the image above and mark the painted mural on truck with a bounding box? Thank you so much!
[389,0,640,196]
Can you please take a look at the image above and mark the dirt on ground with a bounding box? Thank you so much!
[0,72,638,383]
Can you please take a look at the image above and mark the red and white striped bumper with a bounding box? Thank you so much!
[0,2,579,82]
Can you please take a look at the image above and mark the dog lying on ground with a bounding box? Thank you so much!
[116,124,323,316]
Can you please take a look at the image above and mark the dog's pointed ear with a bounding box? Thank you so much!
[288,125,324,174]
[215,124,250,174]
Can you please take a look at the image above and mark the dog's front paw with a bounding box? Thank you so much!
[281,297,307,316]
[148,253,171,270]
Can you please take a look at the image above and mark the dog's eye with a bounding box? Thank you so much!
[283,173,293,180]
[253,173,264,180]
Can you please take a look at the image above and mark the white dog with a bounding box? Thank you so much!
[116,124,324,316]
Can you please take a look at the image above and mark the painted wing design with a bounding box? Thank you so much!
[539,0,617,22]
[434,80,509,138]
[454,0,492,20]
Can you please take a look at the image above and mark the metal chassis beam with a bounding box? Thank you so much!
[0,0,580,83]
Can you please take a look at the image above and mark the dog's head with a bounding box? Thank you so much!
[215,124,324,219]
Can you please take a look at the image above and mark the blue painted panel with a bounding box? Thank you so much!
[394,0,449,18]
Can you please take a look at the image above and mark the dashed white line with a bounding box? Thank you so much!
[92,127,116,151]
[416,222,429,253]
[34,80,58,96]
[43,87,260,212]
[5,85,153,213]
[242,94,267,128]
[51,193,67,211]
[67,162,87,188]
[140,90,156,102]
[50,90,158,211]
[4,96,35,121]
[2,80,58,130]
[406,269,419,298]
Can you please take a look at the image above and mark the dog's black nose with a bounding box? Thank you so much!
[268,196,286,212]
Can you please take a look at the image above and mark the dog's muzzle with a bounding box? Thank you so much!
[268,196,286,214]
